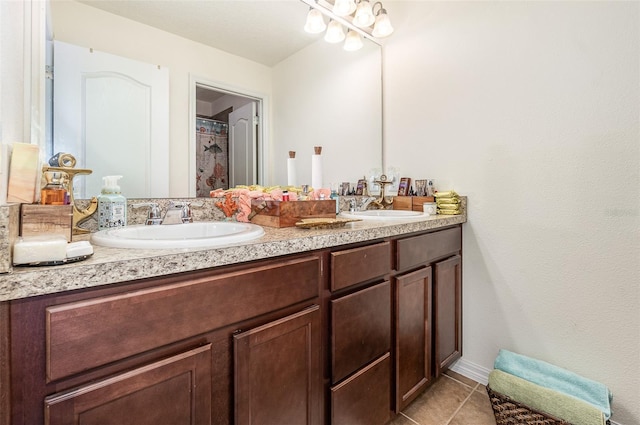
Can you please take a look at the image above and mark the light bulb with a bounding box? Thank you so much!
[304,8,326,34]
[343,30,363,51]
[332,0,356,17]
[353,0,375,28]
[372,10,393,37]
[325,21,346,43]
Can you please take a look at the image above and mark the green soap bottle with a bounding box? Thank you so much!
[97,175,127,230]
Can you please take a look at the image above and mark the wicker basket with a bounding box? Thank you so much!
[487,386,572,425]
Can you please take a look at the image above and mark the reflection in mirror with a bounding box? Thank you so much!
[48,0,382,197]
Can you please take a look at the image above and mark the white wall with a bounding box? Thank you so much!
[383,2,639,424]
[51,0,272,196]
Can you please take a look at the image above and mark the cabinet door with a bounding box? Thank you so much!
[234,305,322,425]
[395,266,433,412]
[434,255,462,376]
[44,344,212,425]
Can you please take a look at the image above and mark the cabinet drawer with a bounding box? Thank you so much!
[331,241,390,291]
[396,227,461,271]
[331,281,391,383]
[46,256,320,381]
[331,353,392,425]
[45,344,212,425]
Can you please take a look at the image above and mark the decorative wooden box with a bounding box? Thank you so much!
[250,200,336,228]
[20,204,73,242]
[393,196,435,212]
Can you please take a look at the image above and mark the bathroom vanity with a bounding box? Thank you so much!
[0,212,465,425]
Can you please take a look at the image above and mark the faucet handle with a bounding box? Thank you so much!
[132,202,162,225]
[169,201,204,224]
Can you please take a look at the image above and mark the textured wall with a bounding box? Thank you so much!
[383,2,639,424]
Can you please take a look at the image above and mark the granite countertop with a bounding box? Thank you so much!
[0,213,467,302]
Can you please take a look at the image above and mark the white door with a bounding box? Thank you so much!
[53,41,169,198]
[229,102,257,187]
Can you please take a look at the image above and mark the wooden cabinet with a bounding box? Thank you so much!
[45,344,213,425]
[393,226,463,412]
[234,305,322,425]
[394,266,433,412]
[434,254,462,376]
[3,225,462,425]
[329,242,393,425]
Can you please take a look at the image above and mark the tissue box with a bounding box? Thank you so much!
[20,204,73,242]
[250,200,336,228]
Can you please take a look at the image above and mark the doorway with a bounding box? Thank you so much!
[190,78,265,197]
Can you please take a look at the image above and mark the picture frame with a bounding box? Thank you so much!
[355,179,366,195]
[397,177,411,196]
[414,179,427,196]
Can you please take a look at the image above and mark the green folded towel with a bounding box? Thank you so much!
[436,198,461,205]
[434,190,459,198]
[494,349,612,420]
[437,203,460,210]
[437,209,460,215]
[489,369,606,425]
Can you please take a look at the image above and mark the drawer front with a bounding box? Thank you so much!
[331,241,391,291]
[331,281,391,383]
[45,344,212,425]
[46,256,320,381]
[396,227,461,271]
[331,353,392,425]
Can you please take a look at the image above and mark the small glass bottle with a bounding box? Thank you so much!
[41,171,68,205]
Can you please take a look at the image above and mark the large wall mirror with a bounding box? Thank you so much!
[47,0,382,198]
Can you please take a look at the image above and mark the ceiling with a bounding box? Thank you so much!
[77,0,320,67]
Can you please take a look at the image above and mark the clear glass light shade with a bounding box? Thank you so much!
[372,11,394,37]
[353,0,375,28]
[332,0,356,17]
[324,21,346,43]
[304,8,327,34]
[343,30,363,51]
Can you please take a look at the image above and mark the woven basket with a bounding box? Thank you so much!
[487,386,572,425]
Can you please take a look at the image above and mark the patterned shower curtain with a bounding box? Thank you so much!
[196,118,229,197]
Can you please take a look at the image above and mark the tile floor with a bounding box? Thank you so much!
[390,370,496,425]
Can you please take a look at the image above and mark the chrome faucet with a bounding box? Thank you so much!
[132,202,162,225]
[161,201,196,225]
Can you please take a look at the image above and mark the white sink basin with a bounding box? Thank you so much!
[91,221,265,249]
[340,210,429,221]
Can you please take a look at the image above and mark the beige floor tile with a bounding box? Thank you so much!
[448,388,496,425]
[401,376,475,425]
[444,369,480,389]
[388,413,420,425]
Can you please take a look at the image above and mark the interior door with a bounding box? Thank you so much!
[228,102,257,187]
[53,41,169,198]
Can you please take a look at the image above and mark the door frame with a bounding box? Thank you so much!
[188,75,268,197]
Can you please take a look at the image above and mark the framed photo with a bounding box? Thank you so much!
[397,177,411,196]
[355,179,366,195]
[340,182,350,196]
[414,179,427,196]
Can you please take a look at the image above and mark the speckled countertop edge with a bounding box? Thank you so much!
[0,212,466,302]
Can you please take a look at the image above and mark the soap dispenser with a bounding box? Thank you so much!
[97,175,127,230]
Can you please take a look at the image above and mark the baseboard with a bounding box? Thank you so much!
[449,357,490,386]
[449,357,624,425]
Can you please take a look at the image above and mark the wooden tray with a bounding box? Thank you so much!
[295,218,361,229]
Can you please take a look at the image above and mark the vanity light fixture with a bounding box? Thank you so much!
[332,0,356,17]
[301,0,393,51]
[304,7,327,34]
[343,30,363,51]
[371,2,394,37]
[353,0,375,28]
[325,20,346,43]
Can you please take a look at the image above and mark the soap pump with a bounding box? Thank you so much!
[97,175,127,230]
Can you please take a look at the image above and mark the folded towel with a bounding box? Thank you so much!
[437,209,460,215]
[436,198,461,205]
[436,203,460,210]
[489,370,606,425]
[494,349,612,420]
[434,190,459,198]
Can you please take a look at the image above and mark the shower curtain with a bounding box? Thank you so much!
[196,118,229,197]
